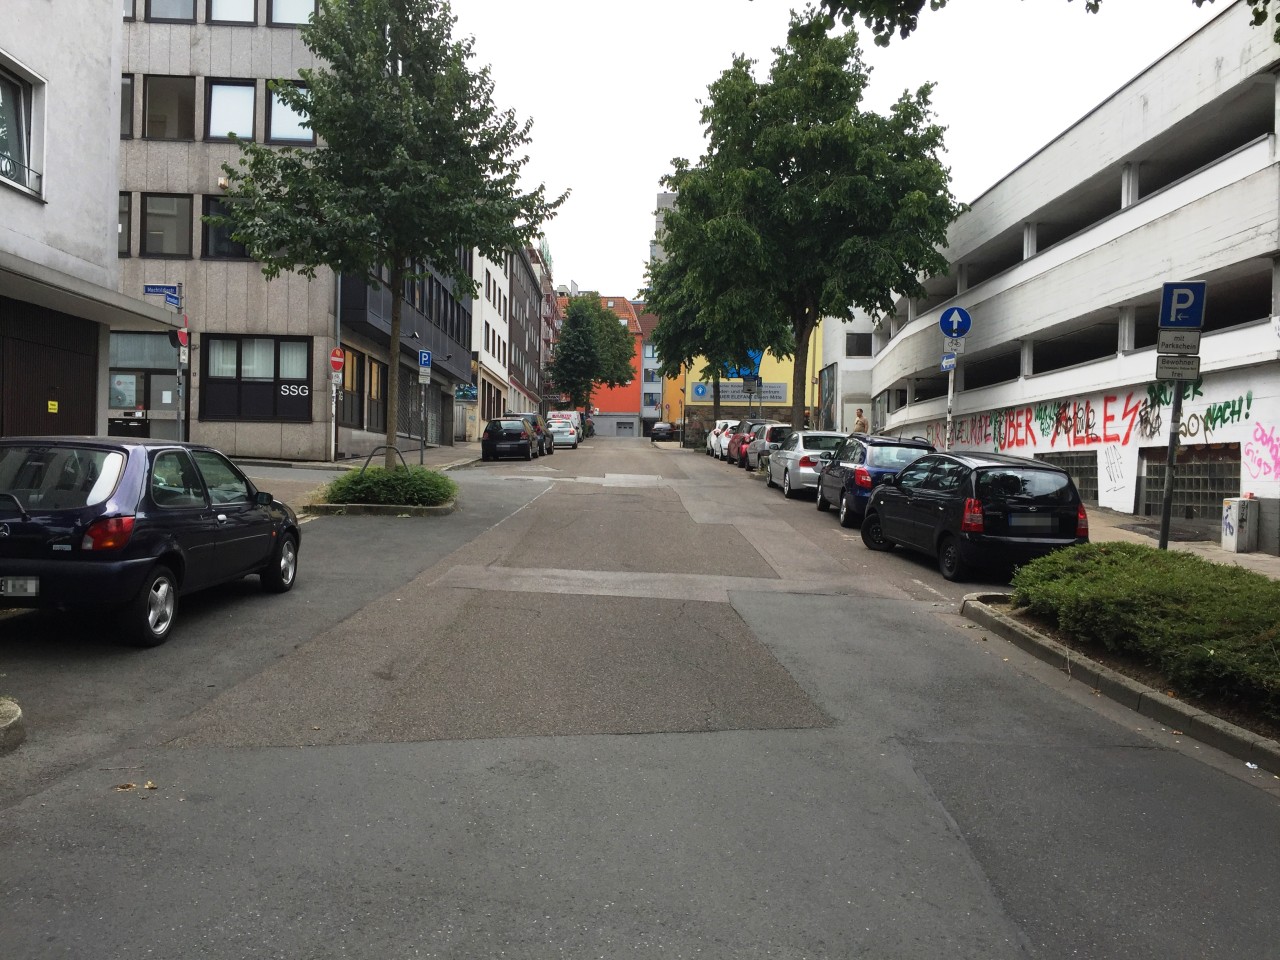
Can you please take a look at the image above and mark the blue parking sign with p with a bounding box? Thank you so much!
[1159,282,1207,329]
[419,350,432,367]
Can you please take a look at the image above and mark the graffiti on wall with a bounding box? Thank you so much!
[1245,421,1280,480]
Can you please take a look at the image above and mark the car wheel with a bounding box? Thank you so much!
[572,442,579,450]
[815,484,830,512]
[261,532,298,594]
[838,492,858,528]
[765,466,776,488]
[524,445,533,461]
[119,564,178,647]
[547,443,554,456]
[782,471,796,499]
[938,535,967,582]
[861,512,894,552]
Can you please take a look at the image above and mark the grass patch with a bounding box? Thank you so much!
[1010,543,1280,727]
[322,466,457,508]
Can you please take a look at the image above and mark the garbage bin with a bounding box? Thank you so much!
[1222,497,1259,553]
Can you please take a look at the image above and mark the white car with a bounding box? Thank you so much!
[548,419,579,449]
[709,420,739,459]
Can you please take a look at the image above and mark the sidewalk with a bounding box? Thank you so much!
[237,440,481,476]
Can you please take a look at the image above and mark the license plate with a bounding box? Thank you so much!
[1009,515,1053,530]
[0,576,39,597]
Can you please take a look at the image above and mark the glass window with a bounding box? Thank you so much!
[124,0,136,18]
[206,80,254,140]
[0,446,126,511]
[643,344,658,358]
[897,458,937,491]
[241,339,275,381]
[269,0,314,25]
[191,450,250,505]
[208,339,238,378]
[845,332,873,357]
[150,451,206,509]
[280,341,307,379]
[267,85,311,142]
[120,76,133,137]
[143,76,195,140]
[109,372,139,407]
[147,0,195,21]
[141,194,193,257]
[203,335,312,422]
[0,67,33,191]
[208,0,255,22]
[867,445,928,470]
[118,194,131,256]
[924,461,968,492]
[202,196,249,259]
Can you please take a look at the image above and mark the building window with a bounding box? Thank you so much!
[147,0,195,22]
[206,80,254,140]
[124,0,136,18]
[118,194,131,257]
[643,392,661,407]
[338,347,364,427]
[0,64,39,194]
[368,360,386,433]
[845,332,873,358]
[141,194,193,257]
[642,369,661,382]
[143,76,196,140]
[267,84,312,143]
[642,344,657,358]
[208,0,255,22]
[202,335,312,421]
[202,197,249,259]
[268,0,315,25]
[120,76,134,138]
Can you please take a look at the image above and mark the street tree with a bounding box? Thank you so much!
[810,0,1278,46]
[212,0,565,469]
[543,295,636,421]
[667,9,962,428]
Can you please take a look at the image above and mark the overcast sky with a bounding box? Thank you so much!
[452,0,1229,298]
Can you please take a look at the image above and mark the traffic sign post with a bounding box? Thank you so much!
[938,306,972,338]
[938,307,972,450]
[329,347,345,373]
[1155,281,1208,550]
[417,350,433,463]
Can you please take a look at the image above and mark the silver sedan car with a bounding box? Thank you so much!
[766,430,846,498]
[548,419,579,449]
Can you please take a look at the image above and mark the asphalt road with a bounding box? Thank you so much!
[2,438,1278,958]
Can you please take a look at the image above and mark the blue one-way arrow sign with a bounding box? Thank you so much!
[938,306,972,338]
[1159,282,1207,329]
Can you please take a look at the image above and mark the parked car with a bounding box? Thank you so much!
[860,451,1089,581]
[650,421,675,442]
[521,413,554,457]
[816,434,935,527]
[481,417,536,461]
[765,431,846,497]
[706,419,737,456]
[745,424,793,470]
[0,436,301,647]
[712,421,740,460]
[726,419,777,466]
[548,419,579,449]
[548,410,584,441]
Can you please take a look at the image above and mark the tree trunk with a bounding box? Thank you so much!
[385,263,404,470]
[712,372,721,421]
[790,309,816,429]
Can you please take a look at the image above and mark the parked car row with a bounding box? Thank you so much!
[481,411,586,461]
[714,424,1090,582]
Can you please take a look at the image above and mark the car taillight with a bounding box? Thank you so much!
[1077,503,1089,538]
[799,455,819,468]
[960,498,984,533]
[82,516,136,551]
[520,430,530,440]
[482,430,491,440]
[854,466,873,489]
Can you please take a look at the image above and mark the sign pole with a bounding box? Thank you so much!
[945,369,954,452]
[420,384,426,466]
[1157,386,1183,550]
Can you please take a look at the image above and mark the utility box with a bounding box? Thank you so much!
[1222,498,1260,553]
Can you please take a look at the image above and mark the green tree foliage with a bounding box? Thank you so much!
[544,296,636,416]
[212,0,565,468]
[655,10,962,428]
[813,0,1278,47]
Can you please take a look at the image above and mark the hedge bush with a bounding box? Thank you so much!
[1010,543,1280,724]
[323,466,457,507]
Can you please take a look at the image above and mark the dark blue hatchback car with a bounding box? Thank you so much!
[815,434,935,527]
[0,437,300,646]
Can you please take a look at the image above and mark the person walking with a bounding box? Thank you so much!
[853,408,869,433]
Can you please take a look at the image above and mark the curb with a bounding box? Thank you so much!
[0,697,25,754]
[961,593,1280,776]
[304,500,458,518]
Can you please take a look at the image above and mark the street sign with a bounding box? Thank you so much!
[938,306,972,338]
[417,368,431,385]
[940,352,957,372]
[143,283,179,296]
[164,292,182,308]
[1157,329,1202,355]
[329,347,345,373]
[418,350,432,368]
[179,345,189,365]
[1156,354,1201,380]
[1158,281,1207,329]
[944,336,965,355]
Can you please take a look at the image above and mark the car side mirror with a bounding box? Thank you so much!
[254,491,273,506]
[768,442,780,451]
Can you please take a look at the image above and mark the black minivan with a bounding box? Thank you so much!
[859,451,1088,581]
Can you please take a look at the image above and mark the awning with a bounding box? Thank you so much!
[0,249,180,332]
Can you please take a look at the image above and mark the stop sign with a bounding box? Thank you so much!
[329,347,345,373]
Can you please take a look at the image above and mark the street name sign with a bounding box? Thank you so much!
[1156,354,1201,380]
[938,306,972,338]
[143,283,179,296]
[1157,329,1202,355]
[164,292,182,308]
[1158,281,1207,329]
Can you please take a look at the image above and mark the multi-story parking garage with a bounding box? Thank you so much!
[870,2,1280,550]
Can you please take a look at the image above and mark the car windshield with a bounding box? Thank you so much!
[867,445,928,469]
[976,468,1074,504]
[0,445,126,510]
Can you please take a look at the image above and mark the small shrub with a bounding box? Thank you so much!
[323,466,457,507]
[1010,543,1280,723]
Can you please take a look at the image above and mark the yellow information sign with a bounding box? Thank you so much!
[47,400,58,413]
